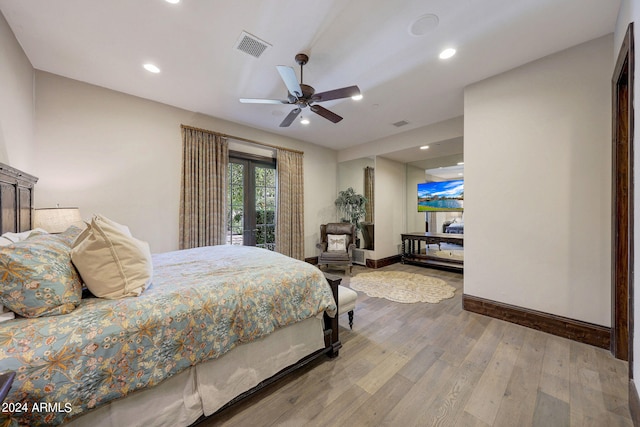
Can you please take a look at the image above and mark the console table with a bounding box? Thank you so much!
[401,232,464,272]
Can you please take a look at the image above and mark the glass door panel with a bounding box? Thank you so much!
[226,156,276,249]
[254,166,276,250]
[227,162,245,245]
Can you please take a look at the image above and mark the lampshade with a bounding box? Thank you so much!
[33,207,83,233]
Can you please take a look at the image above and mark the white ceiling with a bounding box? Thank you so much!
[0,0,620,160]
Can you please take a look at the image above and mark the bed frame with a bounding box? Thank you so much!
[0,162,343,423]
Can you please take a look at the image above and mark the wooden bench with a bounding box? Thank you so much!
[324,273,357,329]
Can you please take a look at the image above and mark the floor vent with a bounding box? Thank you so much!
[235,31,271,58]
[352,249,366,265]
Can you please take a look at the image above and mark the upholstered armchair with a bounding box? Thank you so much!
[316,223,356,275]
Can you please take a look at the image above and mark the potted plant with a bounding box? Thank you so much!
[335,187,368,246]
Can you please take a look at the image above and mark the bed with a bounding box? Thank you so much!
[0,163,340,427]
[444,218,464,234]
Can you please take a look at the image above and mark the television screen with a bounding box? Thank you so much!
[418,179,464,212]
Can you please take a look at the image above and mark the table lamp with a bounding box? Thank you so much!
[33,207,83,233]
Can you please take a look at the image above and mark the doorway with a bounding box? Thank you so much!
[612,23,634,364]
[226,152,276,250]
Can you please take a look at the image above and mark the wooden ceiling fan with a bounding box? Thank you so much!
[240,53,361,127]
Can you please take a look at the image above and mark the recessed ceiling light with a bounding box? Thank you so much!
[458,173,463,176]
[143,63,161,73]
[439,48,456,59]
[165,0,180,4]
[457,162,464,165]
[300,116,310,125]
[352,94,363,101]
[420,145,429,150]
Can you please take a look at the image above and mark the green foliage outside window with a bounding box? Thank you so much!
[227,161,276,250]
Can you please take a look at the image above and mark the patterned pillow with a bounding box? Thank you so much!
[0,227,83,318]
[327,234,348,252]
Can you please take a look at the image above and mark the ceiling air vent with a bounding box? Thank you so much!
[235,31,271,59]
[392,120,410,127]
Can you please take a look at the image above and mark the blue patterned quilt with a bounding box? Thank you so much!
[0,245,336,426]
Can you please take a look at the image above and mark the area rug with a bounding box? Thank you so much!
[349,271,456,304]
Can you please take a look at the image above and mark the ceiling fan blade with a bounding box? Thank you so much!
[310,105,343,123]
[276,65,303,98]
[312,85,360,102]
[279,108,302,127]
[239,98,291,104]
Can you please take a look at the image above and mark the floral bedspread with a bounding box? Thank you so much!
[0,245,336,426]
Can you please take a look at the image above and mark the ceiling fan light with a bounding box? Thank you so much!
[300,116,310,125]
[351,94,363,101]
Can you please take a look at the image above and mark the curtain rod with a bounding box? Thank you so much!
[180,124,304,155]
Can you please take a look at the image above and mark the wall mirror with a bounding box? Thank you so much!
[407,158,464,264]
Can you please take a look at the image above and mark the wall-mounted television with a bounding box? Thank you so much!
[418,179,464,212]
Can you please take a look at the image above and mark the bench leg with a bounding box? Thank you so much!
[348,310,354,329]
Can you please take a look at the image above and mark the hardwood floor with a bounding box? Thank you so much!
[202,263,631,426]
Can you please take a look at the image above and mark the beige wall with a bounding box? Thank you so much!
[32,72,337,255]
[0,11,35,170]
[464,34,613,326]
[373,156,405,259]
[337,157,374,200]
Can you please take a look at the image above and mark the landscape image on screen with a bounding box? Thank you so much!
[418,179,464,212]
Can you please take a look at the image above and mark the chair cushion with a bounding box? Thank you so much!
[338,285,357,314]
[319,251,351,262]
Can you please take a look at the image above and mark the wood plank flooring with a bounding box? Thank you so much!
[201,263,631,427]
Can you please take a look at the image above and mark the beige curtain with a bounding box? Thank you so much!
[275,149,304,260]
[364,166,375,223]
[179,127,228,249]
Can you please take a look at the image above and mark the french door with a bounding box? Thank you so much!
[227,153,276,250]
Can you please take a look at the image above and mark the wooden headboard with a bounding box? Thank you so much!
[0,162,38,234]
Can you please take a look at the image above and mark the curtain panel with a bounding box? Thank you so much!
[364,166,375,223]
[179,127,228,249]
[275,149,304,260]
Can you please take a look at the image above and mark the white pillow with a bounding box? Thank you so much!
[0,228,48,246]
[71,215,152,299]
[327,234,348,252]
